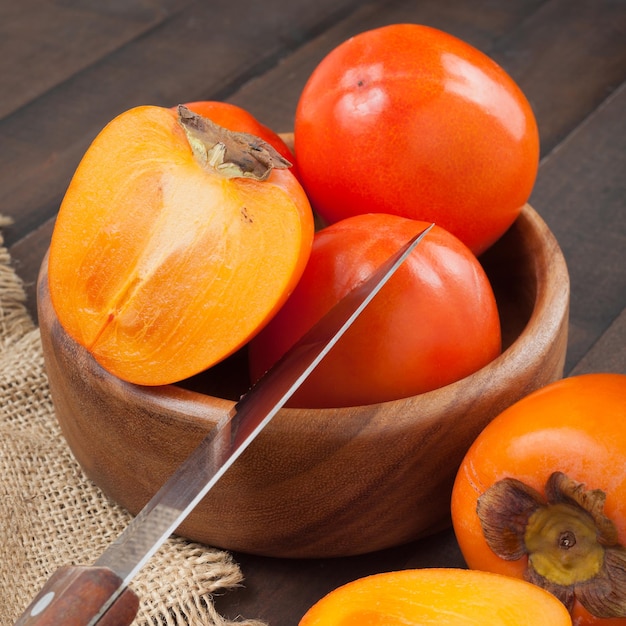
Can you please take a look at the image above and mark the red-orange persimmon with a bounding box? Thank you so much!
[294,24,539,254]
[248,213,501,408]
[451,373,626,625]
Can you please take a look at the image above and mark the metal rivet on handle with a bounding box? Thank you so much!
[30,591,55,616]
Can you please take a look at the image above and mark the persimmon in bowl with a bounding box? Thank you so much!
[38,203,569,558]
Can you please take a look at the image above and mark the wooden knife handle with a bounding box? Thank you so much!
[15,565,139,626]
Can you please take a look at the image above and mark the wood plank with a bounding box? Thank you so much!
[530,82,626,373]
[570,307,626,375]
[0,0,188,119]
[488,0,626,155]
[217,529,465,624]
[0,0,366,248]
[6,217,54,322]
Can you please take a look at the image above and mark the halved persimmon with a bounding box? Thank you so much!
[298,568,572,625]
[48,104,313,385]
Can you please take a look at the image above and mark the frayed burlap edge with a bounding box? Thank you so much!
[0,216,35,344]
[0,218,265,626]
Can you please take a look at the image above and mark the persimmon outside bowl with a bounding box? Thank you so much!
[37,203,569,559]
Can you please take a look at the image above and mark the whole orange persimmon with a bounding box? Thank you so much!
[451,373,626,625]
[294,24,539,254]
[48,104,313,385]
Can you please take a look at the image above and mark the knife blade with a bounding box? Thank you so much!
[16,223,433,626]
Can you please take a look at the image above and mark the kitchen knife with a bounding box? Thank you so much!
[16,223,434,626]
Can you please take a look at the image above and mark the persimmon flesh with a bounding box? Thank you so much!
[48,105,313,385]
[299,568,572,625]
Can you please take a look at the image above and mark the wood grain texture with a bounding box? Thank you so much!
[37,205,569,558]
[488,0,626,155]
[571,308,626,376]
[531,84,626,372]
[0,0,189,119]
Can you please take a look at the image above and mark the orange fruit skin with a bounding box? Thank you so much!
[295,24,539,255]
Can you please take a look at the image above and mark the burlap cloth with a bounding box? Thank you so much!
[0,217,265,625]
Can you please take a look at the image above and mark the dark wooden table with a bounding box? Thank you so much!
[2,1,624,624]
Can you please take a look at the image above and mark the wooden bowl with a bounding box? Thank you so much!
[38,204,569,558]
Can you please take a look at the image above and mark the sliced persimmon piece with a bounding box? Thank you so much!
[299,568,572,625]
[48,105,313,385]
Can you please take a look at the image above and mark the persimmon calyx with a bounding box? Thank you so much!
[476,471,626,618]
[177,104,292,181]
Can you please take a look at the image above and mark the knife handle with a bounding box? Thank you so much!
[15,565,139,626]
